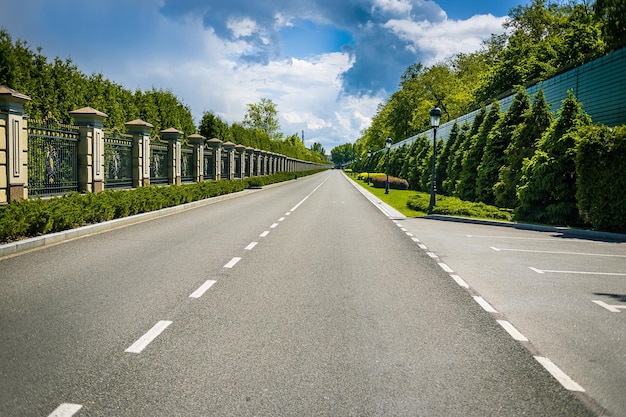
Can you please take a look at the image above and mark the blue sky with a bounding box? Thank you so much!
[0,0,531,151]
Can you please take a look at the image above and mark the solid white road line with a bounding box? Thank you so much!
[260,231,270,237]
[467,235,554,241]
[224,257,241,268]
[125,320,172,354]
[534,356,585,392]
[48,403,83,417]
[189,280,217,298]
[492,247,626,258]
[529,267,626,276]
[473,296,498,313]
[592,300,625,313]
[245,242,258,250]
[497,320,529,341]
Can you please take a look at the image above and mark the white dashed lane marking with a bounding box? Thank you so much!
[189,280,217,298]
[224,257,241,268]
[125,320,172,354]
[48,403,82,417]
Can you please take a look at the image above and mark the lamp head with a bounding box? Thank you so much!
[430,107,442,128]
[385,137,392,149]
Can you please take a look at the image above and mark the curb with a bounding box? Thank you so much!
[0,188,262,259]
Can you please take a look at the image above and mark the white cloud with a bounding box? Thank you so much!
[383,13,506,64]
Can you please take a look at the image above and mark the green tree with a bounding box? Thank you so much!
[476,88,530,204]
[457,102,501,201]
[199,111,232,141]
[594,0,626,51]
[243,98,282,141]
[576,125,626,233]
[516,91,591,225]
[494,89,552,208]
[331,143,357,167]
[310,142,326,158]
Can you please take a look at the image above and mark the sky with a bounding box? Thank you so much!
[0,0,532,152]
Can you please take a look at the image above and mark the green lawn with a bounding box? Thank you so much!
[350,175,426,217]
[348,173,512,221]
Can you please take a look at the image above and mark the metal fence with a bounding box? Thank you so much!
[150,141,169,185]
[203,151,214,180]
[28,119,79,197]
[181,146,194,183]
[104,131,133,188]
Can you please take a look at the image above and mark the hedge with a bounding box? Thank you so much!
[0,170,324,243]
[407,193,512,220]
[371,175,409,190]
[576,125,626,233]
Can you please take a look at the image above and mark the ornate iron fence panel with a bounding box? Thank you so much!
[150,141,169,185]
[203,150,214,180]
[181,146,194,183]
[28,119,79,197]
[235,156,242,178]
[221,155,229,179]
[104,131,133,188]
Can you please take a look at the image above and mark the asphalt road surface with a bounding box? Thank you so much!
[0,170,613,416]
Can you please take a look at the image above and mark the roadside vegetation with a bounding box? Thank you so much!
[344,0,626,233]
[350,172,511,221]
[0,171,323,244]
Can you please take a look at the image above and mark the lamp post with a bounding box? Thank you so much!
[385,137,392,194]
[428,107,441,213]
[367,149,372,185]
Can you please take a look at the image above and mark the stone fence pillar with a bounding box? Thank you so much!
[0,86,30,203]
[188,133,206,182]
[222,141,235,180]
[70,107,107,193]
[245,147,255,177]
[206,138,223,180]
[161,128,183,185]
[125,119,153,187]
[235,144,246,178]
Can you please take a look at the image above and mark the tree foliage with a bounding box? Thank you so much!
[243,98,282,141]
[576,125,626,232]
[516,91,591,225]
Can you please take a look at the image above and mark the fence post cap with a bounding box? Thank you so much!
[206,137,223,147]
[70,107,108,127]
[188,133,206,144]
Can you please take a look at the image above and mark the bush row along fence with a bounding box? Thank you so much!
[392,46,626,149]
[0,87,329,204]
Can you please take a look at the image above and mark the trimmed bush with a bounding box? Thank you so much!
[407,193,511,220]
[0,169,325,243]
[371,175,409,190]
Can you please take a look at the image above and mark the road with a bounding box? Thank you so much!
[0,170,611,416]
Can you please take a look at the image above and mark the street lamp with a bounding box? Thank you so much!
[428,107,441,213]
[367,149,372,185]
[385,137,392,194]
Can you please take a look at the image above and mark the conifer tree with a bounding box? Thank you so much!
[494,89,552,208]
[476,88,530,205]
[516,91,591,225]
[457,102,501,201]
